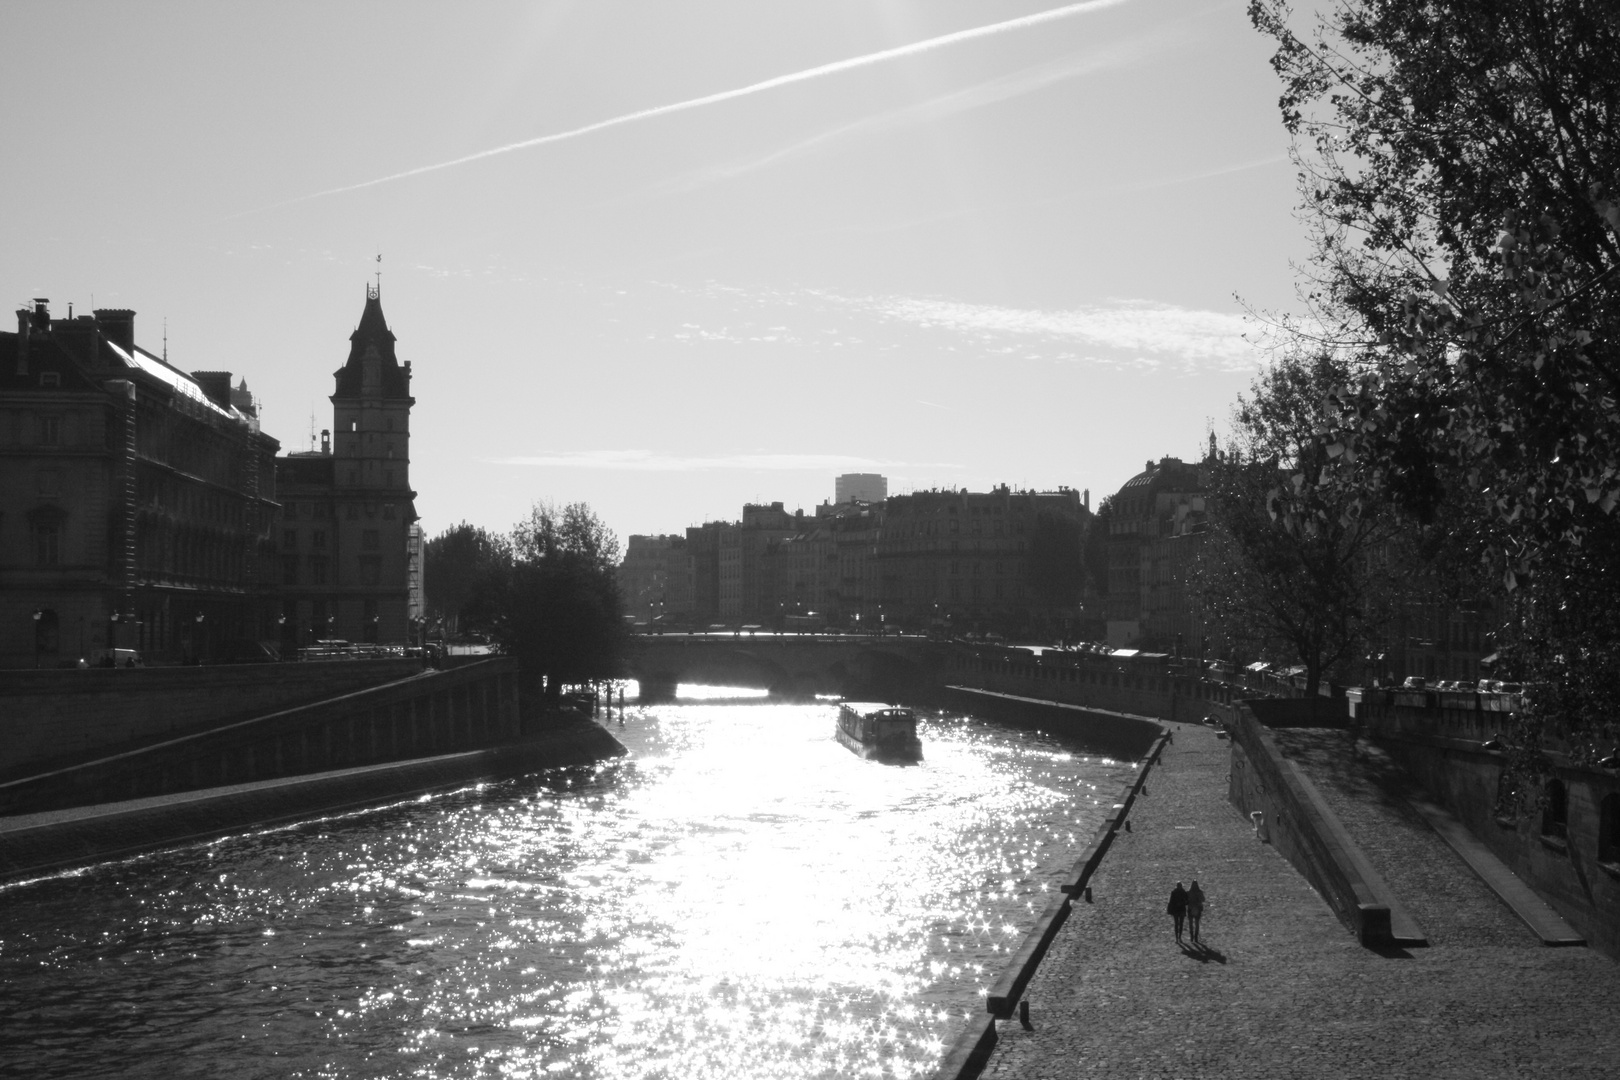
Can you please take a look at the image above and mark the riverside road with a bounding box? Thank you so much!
[981,722,1620,1080]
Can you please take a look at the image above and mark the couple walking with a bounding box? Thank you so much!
[1167,880,1205,944]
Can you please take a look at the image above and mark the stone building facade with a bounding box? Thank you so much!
[273,288,417,652]
[1105,457,1206,649]
[0,301,281,666]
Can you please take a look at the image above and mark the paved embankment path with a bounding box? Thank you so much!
[980,723,1620,1080]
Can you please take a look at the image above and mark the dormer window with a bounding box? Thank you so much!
[39,372,60,388]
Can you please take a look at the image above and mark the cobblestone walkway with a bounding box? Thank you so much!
[978,723,1620,1080]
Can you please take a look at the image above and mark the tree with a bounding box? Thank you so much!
[1250,0,1620,765]
[1195,348,1406,698]
[423,523,512,637]
[490,501,627,703]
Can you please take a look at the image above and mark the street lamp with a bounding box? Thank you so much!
[194,612,206,664]
[32,609,43,669]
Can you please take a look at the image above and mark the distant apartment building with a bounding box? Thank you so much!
[835,473,887,505]
[656,482,1091,633]
[1105,457,1206,649]
[0,300,283,667]
[875,486,1090,633]
[618,533,691,623]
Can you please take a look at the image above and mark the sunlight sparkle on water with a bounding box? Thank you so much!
[0,700,1131,1080]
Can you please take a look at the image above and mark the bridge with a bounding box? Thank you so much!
[625,632,953,702]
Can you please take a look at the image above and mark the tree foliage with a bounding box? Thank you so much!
[491,501,627,688]
[423,523,512,636]
[1250,0,1620,761]
[427,503,626,698]
[1195,348,1406,694]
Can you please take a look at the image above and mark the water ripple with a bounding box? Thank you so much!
[0,702,1132,1079]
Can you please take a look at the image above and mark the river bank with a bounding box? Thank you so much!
[976,722,1620,1079]
[0,721,625,884]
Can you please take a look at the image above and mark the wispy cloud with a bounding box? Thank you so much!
[491,450,964,472]
[230,0,1133,217]
[825,293,1261,373]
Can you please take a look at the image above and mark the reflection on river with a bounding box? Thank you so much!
[1,692,1134,1079]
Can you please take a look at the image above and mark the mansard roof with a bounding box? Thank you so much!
[332,288,411,400]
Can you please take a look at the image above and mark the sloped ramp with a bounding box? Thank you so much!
[1405,795,1585,946]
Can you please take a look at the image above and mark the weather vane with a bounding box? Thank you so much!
[371,253,382,299]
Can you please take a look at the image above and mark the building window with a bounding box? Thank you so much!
[35,470,60,497]
[359,555,381,586]
[283,529,298,550]
[362,529,379,550]
[315,501,332,519]
[311,556,328,585]
[347,503,359,520]
[1599,794,1620,866]
[1542,778,1568,841]
[39,372,60,388]
[386,418,394,432]
[281,555,299,585]
[284,501,298,520]
[382,503,396,520]
[38,415,60,445]
[32,520,60,565]
[312,530,326,549]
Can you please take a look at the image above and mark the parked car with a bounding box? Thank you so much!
[1401,676,1427,690]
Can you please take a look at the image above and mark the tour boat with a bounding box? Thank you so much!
[836,702,923,763]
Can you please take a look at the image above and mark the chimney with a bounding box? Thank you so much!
[93,309,135,353]
[53,313,103,369]
[15,308,29,376]
[321,429,331,455]
[189,371,234,410]
[30,299,50,333]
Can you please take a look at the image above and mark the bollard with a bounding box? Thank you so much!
[1124,819,1131,832]
[1083,886,1093,903]
[1018,1000,1033,1031]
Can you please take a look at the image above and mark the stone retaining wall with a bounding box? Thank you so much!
[1360,701,1620,959]
[0,721,626,883]
[0,659,421,775]
[0,659,522,815]
[1226,704,1393,946]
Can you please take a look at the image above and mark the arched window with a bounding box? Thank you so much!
[1599,794,1620,866]
[1542,778,1568,840]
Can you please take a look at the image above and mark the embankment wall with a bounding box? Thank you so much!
[947,648,1245,725]
[0,659,523,815]
[942,686,1162,761]
[1226,704,1393,946]
[1360,696,1620,959]
[0,659,421,775]
[0,721,626,883]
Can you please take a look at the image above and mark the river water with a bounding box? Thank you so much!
[0,690,1134,1079]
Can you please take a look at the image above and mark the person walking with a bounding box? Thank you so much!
[1167,881,1188,943]
[1186,880,1205,943]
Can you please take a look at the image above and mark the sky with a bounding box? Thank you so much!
[1,0,1309,544]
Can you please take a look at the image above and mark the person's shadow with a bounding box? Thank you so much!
[1181,940,1227,964]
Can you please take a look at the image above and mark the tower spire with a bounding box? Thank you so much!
[372,253,381,300]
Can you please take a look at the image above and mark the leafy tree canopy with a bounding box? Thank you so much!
[1250,0,1620,761]
[1196,348,1407,695]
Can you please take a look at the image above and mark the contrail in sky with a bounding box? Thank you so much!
[238,0,1132,216]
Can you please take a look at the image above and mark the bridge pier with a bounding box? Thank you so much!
[638,674,679,704]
